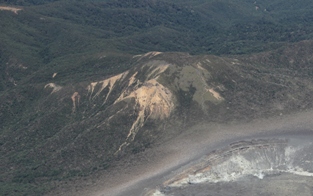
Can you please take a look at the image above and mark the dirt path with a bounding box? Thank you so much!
[0,6,22,14]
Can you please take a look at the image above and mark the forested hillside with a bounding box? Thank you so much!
[1,0,313,195]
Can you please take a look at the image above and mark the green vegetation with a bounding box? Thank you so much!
[1,0,313,195]
[0,0,312,88]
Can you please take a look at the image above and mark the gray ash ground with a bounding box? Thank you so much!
[145,137,313,196]
[167,174,313,196]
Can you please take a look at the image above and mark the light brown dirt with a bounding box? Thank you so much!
[0,6,22,14]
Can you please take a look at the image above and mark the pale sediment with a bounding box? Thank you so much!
[146,138,313,196]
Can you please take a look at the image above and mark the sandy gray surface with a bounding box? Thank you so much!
[114,111,313,196]
[147,137,313,196]
[46,110,313,196]
[165,173,313,196]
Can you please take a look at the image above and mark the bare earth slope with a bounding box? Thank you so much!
[0,6,22,14]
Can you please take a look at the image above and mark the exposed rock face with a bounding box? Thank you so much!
[0,6,22,14]
[87,72,128,103]
[71,92,80,113]
[44,83,62,93]
[85,59,175,154]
